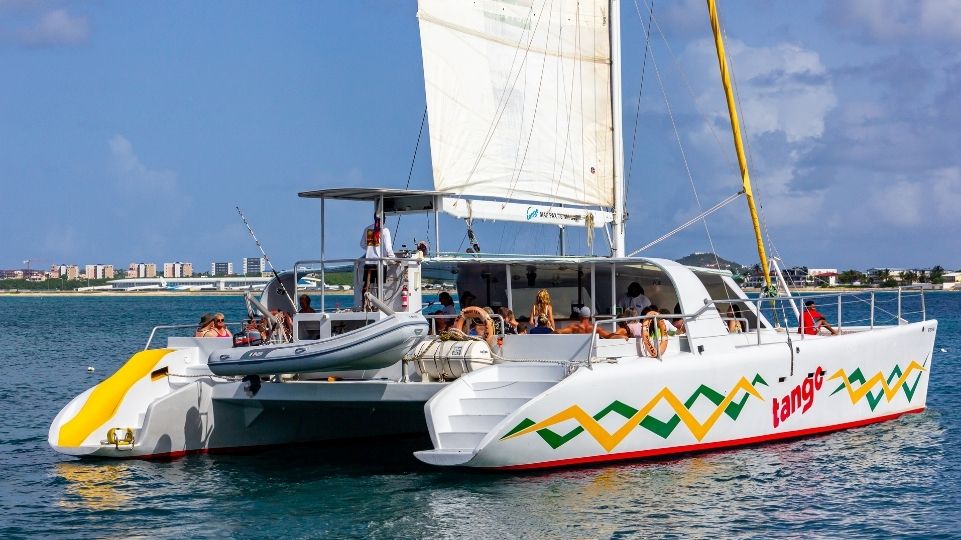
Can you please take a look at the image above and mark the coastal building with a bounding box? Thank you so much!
[128,262,157,278]
[163,261,193,278]
[84,264,115,280]
[807,268,838,287]
[52,264,80,280]
[941,272,961,291]
[242,257,266,276]
[211,261,234,276]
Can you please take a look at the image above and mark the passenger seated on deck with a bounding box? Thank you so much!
[528,314,554,334]
[528,289,556,330]
[196,313,231,338]
[437,291,457,315]
[298,294,316,313]
[659,309,678,333]
[639,306,669,357]
[799,300,838,335]
[497,307,519,334]
[557,307,627,339]
[725,304,743,333]
[195,313,216,337]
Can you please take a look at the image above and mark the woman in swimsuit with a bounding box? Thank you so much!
[197,312,232,338]
[528,289,556,330]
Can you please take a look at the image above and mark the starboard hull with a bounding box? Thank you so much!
[430,321,936,470]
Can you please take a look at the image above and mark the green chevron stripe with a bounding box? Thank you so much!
[831,364,923,411]
[504,374,768,447]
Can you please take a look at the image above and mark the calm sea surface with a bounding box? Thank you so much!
[2,293,960,538]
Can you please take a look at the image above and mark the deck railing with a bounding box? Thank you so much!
[584,286,928,367]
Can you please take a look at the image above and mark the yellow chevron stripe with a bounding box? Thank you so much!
[828,360,926,405]
[503,376,764,452]
[58,349,172,447]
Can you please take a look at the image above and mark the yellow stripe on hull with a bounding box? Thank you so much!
[57,349,172,447]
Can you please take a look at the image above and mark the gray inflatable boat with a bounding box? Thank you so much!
[207,312,429,376]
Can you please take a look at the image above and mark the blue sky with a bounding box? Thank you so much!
[2,0,959,272]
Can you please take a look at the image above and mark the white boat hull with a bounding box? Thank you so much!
[48,343,444,459]
[416,321,936,469]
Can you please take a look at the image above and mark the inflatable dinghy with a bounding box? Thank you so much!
[207,312,428,376]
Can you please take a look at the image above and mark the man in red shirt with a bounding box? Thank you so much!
[799,300,838,335]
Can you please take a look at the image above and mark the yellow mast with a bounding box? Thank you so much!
[706,0,771,289]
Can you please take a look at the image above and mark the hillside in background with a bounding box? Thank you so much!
[674,252,747,274]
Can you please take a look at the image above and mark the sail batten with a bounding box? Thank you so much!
[418,0,615,209]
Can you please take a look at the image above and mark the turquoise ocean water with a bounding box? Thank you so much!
[1,293,960,538]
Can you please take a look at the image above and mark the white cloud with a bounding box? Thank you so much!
[685,38,837,144]
[828,0,961,43]
[109,135,178,196]
[15,8,88,46]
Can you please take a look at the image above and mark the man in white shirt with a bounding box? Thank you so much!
[617,282,651,313]
[360,215,395,260]
[360,215,395,296]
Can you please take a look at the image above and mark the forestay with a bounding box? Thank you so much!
[417,0,615,209]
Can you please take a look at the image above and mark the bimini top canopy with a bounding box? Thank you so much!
[298,187,453,215]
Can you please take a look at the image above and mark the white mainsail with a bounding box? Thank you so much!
[417,0,615,209]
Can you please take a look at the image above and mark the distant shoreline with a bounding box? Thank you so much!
[0,290,357,298]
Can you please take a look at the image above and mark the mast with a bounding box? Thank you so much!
[610,0,626,257]
[706,0,771,288]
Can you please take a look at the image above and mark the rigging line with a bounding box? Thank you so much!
[505,0,556,202]
[507,0,571,205]
[640,0,738,174]
[643,18,723,271]
[626,0,655,196]
[628,190,743,256]
[394,106,428,234]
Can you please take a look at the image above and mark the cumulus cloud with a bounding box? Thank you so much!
[106,135,192,258]
[826,0,961,43]
[683,38,837,144]
[109,135,178,196]
[0,5,88,47]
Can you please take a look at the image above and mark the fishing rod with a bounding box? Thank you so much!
[236,206,296,312]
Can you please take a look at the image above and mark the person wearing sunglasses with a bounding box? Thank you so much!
[195,312,232,338]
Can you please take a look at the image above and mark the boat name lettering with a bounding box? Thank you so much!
[242,350,269,359]
[772,367,824,428]
[525,207,585,223]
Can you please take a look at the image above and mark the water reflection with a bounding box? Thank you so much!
[55,462,129,511]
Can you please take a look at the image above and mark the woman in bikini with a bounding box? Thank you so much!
[528,289,556,331]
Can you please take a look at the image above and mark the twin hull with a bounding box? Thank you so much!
[421,321,936,469]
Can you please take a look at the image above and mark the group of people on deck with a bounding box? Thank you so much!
[429,282,685,357]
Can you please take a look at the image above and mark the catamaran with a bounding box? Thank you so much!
[49,0,936,467]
